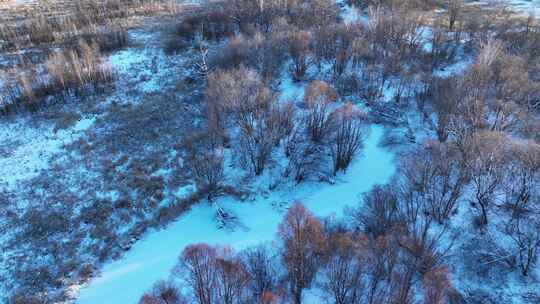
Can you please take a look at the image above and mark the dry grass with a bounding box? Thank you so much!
[0,0,189,114]
[0,0,181,51]
[1,40,114,113]
[46,41,114,92]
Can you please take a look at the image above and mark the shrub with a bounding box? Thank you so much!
[288,31,312,81]
[204,66,263,130]
[46,40,114,93]
[241,245,280,302]
[184,132,225,201]
[284,128,329,183]
[304,81,337,143]
[330,103,367,174]
[239,100,294,175]
[320,232,365,304]
[400,141,469,223]
[278,202,327,304]
[2,40,114,113]
[139,280,187,304]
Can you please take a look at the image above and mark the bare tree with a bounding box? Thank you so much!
[365,6,426,68]
[215,247,250,304]
[245,31,288,81]
[464,132,508,226]
[278,202,327,304]
[477,39,504,71]
[489,54,531,132]
[364,234,399,304]
[330,103,368,174]
[319,233,365,304]
[139,280,187,304]
[288,31,311,81]
[448,40,505,142]
[427,23,456,71]
[304,81,338,143]
[503,141,540,218]
[351,184,401,239]
[396,186,452,275]
[206,66,293,176]
[174,244,218,304]
[304,80,338,104]
[392,68,414,104]
[235,93,292,175]
[447,0,464,31]
[350,189,437,304]
[400,141,469,223]
[360,63,386,105]
[226,0,269,31]
[204,66,263,131]
[431,77,460,143]
[422,267,455,304]
[284,127,329,183]
[296,0,339,28]
[312,24,357,77]
[242,245,280,303]
[184,132,225,201]
[389,254,415,304]
[506,216,540,276]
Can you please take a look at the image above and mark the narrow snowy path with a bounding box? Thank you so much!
[76,125,395,303]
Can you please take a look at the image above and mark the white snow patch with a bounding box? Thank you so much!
[107,31,187,97]
[469,0,540,17]
[278,74,305,102]
[0,116,94,189]
[434,57,473,78]
[500,0,540,17]
[173,184,196,199]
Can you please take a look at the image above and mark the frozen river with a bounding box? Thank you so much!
[76,125,395,303]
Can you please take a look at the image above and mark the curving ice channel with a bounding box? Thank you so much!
[76,125,395,304]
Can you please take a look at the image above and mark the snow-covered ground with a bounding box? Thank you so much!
[472,0,540,17]
[0,29,181,193]
[502,0,540,17]
[107,30,188,96]
[0,24,196,302]
[76,125,395,304]
[0,116,95,189]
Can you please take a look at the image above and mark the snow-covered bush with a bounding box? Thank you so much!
[330,103,368,174]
